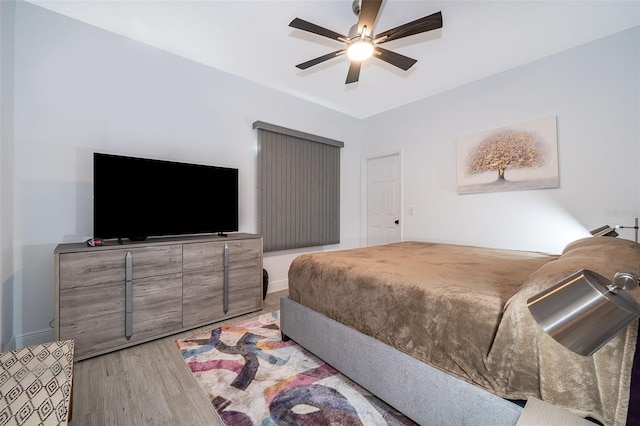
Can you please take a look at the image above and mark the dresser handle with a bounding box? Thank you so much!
[125,251,133,340]
[223,244,229,314]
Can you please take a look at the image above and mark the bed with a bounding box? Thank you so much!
[280,237,640,426]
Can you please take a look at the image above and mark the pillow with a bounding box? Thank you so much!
[511,237,640,303]
[561,237,640,276]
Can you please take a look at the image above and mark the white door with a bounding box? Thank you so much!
[366,154,401,246]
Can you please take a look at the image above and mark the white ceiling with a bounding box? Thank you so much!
[27,0,640,119]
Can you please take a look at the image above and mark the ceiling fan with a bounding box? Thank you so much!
[289,0,443,84]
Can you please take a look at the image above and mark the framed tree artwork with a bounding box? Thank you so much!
[456,116,559,194]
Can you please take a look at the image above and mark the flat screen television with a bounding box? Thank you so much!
[93,153,238,240]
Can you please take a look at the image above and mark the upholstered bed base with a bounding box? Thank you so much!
[280,297,523,425]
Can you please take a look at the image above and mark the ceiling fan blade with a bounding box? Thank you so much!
[374,47,417,71]
[375,11,442,44]
[358,0,383,37]
[296,49,346,70]
[289,17,347,42]
[345,61,361,84]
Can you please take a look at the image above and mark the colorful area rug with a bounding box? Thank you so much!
[175,311,416,425]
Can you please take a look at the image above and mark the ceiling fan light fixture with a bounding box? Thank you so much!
[347,39,374,61]
[289,1,443,84]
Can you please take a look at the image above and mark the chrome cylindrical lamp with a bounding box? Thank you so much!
[527,270,640,356]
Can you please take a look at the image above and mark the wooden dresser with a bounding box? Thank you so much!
[54,233,262,360]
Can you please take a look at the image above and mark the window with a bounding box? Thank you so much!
[254,121,343,252]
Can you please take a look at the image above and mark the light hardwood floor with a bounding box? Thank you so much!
[69,289,288,426]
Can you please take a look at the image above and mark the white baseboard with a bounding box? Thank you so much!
[7,285,285,352]
[3,335,16,352]
[14,328,54,349]
[267,278,288,294]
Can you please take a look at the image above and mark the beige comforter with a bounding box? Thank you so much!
[288,237,640,425]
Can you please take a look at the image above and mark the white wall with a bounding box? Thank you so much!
[1,0,16,351]
[363,27,640,254]
[11,1,361,346]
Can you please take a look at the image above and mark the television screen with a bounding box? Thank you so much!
[94,153,238,240]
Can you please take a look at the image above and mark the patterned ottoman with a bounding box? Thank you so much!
[0,341,74,426]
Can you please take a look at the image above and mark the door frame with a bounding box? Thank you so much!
[361,150,403,247]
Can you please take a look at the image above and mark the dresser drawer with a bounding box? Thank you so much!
[59,272,183,358]
[183,241,225,273]
[59,244,182,289]
[128,245,182,279]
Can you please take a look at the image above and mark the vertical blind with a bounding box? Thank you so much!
[254,121,343,252]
